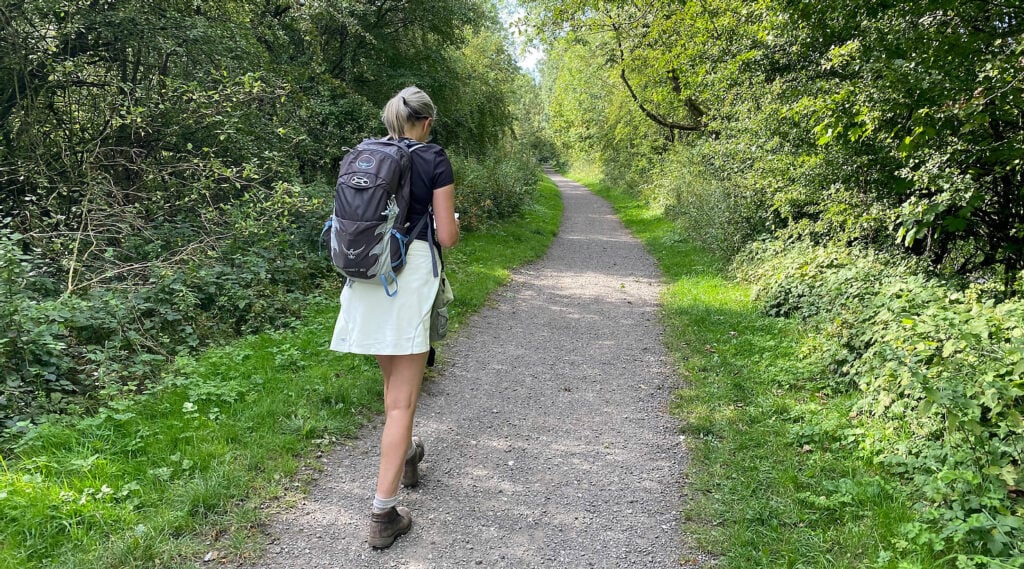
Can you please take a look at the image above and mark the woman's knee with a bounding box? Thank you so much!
[385,392,417,413]
[383,386,419,415]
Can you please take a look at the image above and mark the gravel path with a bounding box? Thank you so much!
[239,172,703,568]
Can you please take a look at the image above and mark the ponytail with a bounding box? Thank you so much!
[382,86,436,139]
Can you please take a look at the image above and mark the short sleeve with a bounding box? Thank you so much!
[432,147,455,191]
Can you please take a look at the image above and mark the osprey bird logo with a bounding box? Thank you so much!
[342,245,366,259]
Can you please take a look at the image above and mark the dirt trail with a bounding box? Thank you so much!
[240,172,703,568]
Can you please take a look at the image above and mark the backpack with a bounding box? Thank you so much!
[322,138,431,296]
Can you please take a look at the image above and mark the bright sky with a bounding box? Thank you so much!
[499,1,544,75]
[518,45,544,72]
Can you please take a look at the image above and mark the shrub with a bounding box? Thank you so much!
[738,239,1024,566]
[652,144,768,260]
[0,183,335,436]
[2,150,543,438]
[566,139,768,261]
[450,147,540,230]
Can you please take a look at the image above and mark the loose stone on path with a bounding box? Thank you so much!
[237,171,706,568]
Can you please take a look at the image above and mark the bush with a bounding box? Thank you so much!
[450,147,540,230]
[0,183,335,436]
[651,144,768,260]
[564,138,768,261]
[0,230,76,428]
[738,239,1024,566]
[2,149,543,438]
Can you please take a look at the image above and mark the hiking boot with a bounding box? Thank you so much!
[401,437,425,488]
[367,506,412,549]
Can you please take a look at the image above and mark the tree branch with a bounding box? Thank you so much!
[608,23,704,134]
[618,68,703,132]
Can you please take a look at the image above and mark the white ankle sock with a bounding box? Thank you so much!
[372,494,399,513]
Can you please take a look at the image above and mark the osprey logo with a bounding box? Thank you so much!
[350,175,371,187]
[356,155,376,169]
[342,244,366,259]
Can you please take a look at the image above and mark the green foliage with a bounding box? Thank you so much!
[782,0,1024,286]
[0,181,333,431]
[533,2,779,254]
[0,230,70,426]
[538,39,614,168]
[607,141,767,260]
[510,73,559,164]
[739,239,1024,566]
[0,319,384,569]
[433,25,521,156]
[531,0,1024,292]
[533,3,1024,558]
[450,146,541,230]
[0,0,537,429]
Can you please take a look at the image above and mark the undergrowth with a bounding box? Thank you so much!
[736,239,1024,567]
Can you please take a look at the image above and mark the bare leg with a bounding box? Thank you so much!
[374,351,428,499]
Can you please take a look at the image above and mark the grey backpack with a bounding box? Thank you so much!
[325,138,430,296]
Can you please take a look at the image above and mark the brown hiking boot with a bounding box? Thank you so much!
[367,506,412,549]
[401,437,425,488]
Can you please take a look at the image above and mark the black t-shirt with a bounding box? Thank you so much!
[402,139,455,241]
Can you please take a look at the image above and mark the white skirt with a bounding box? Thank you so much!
[329,239,440,355]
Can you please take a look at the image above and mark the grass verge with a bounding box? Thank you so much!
[0,178,562,569]
[572,173,945,569]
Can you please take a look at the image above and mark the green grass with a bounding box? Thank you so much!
[572,172,945,569]
[0,178,562,569]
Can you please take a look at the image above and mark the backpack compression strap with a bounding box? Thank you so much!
[379,209,436,298]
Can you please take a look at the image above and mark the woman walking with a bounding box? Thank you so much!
[329,86,459,548]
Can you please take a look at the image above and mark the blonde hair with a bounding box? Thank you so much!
[381,86,436,139]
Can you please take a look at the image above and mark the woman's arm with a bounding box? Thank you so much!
[432,184,459,248]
